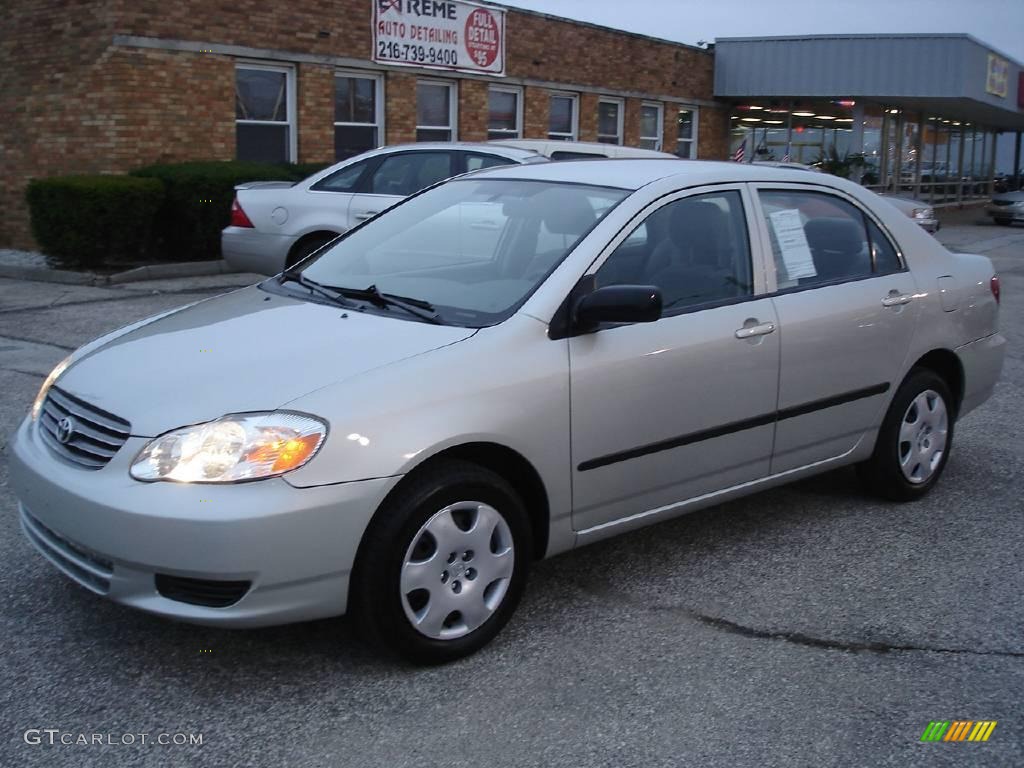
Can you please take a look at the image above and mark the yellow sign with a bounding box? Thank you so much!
[987,54,1009,98]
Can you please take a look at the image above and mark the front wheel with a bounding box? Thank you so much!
[350,460,531,664]
[857,368,955,502]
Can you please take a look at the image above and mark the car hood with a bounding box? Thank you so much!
[56,286,476,436]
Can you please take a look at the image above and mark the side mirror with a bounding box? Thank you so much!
[574,285,662,331]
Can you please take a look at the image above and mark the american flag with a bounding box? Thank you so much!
[732,143,745,162]
[379,0,402,13]
[782,153,791,162]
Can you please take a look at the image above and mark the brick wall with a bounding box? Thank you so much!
[1,0,727,249]
[457,79,488,142]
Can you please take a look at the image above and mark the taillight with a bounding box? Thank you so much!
[990,275,1000,304]
[230,196,254,228]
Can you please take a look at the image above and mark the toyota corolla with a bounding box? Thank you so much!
[9,160,1004,663]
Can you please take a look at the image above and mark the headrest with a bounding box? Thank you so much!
[532,187,596,235]
[804,217,864,257]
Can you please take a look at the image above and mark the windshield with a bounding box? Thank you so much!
[298,178,628,326]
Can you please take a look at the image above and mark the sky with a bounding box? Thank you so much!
[499,0,1024,170]
[498,0,1024,62]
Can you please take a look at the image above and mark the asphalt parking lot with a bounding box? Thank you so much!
[1,214,1021,767]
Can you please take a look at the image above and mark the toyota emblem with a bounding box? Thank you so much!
[55,416,76,444]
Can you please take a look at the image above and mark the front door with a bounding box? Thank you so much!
[569,187,781,533]
[753,186,920,473]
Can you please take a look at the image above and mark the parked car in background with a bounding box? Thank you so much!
[11,160,1004,663]
[986,190,1024,225]
[490,139,678,160]
[753,161,939,233]
[222,143,545,275]
[878,195,940,233]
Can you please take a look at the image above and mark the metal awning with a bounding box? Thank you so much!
[714,34,1024,131]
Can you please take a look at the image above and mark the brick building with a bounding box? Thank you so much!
[1,0,728,250]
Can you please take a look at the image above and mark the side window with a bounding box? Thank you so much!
[758,190,872,289]
[368,152,453,197]
[465,153,516,172]
[311,159,371,192]
[595,190,753,313]
[867,219,902,274]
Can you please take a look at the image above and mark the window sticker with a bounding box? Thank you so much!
[768,209,817,282]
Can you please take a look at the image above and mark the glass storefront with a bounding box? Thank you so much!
[728,99,998,201]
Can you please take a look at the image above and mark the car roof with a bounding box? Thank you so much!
[491,138,676,159]
[368,142,541,160]
[466,158,853,191]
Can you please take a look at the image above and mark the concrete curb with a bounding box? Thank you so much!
[0,260,239,286]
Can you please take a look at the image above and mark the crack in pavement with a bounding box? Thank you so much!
[567,577,1024,659]
[659,605,1024,659]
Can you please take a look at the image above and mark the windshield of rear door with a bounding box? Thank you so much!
[296,178,629,326]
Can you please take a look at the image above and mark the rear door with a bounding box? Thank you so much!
[348,150,456,225]
[752,185,920,473]
[296,158,375,232]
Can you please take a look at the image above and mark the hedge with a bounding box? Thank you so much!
[25,175,165,269]
[130,161,331,262]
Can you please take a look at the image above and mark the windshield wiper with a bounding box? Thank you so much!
[278,272,356,309]
[337,285,442,324]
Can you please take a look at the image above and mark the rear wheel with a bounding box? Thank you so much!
[350,460,531,664]
[857,368,955,501]
[285,233,338,270]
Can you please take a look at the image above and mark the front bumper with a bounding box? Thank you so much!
[221,227,295,275]
[9,416,396,627]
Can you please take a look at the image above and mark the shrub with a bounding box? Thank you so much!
[131,160,304,262]
[25,175,165,269]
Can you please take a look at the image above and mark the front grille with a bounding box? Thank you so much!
[155,575,251,608]
[20,507,113,594]
[39,385,130,469]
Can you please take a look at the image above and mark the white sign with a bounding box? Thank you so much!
[373,0,506,76]
[768,209,817,283]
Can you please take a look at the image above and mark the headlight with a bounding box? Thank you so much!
[130,412,327,483]
[32,355,72,420]
[912,207,935,220]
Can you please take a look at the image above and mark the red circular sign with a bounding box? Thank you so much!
[465,9,500,69]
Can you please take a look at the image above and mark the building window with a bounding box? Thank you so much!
[640,102,663,150]
[549,93,578,141]
[676,107,698,158]
[416,80,457,142]
[334,71,383,161]
[488,86,522,140]
[597,97,624,145]
[235,64,296,163]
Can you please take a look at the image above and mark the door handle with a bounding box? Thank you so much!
[354,211,379,221]
[881,293,913,307]
[735,322,776,339]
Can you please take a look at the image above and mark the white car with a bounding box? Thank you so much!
[222,143,545,275]
[490,139,679,160]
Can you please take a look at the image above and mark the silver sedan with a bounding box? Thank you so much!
[221,142,544,275]
[10,161,1005,663]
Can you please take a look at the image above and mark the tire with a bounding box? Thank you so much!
[349,459,531,664]
[857,368,955,502]
[285,233,337,270]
